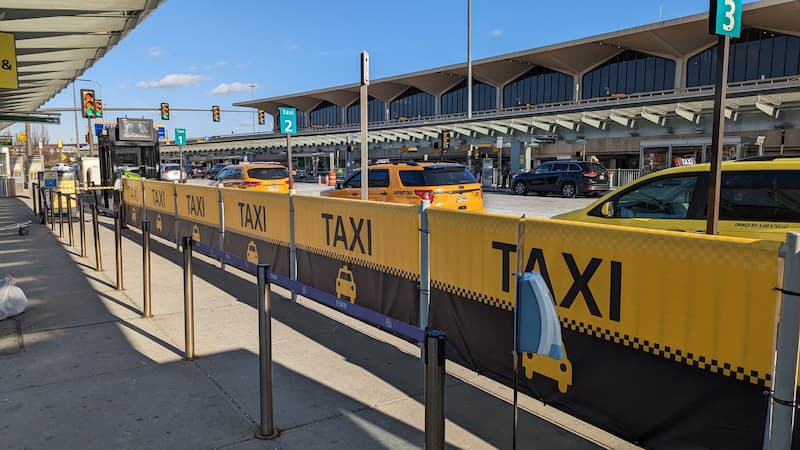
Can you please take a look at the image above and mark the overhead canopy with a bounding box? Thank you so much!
[0,0,165,130]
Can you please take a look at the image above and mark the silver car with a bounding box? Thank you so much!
[159,163,186,182]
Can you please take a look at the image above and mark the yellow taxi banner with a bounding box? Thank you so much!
[142,180,175,214]
[293,195,419,276]
[522,217,780,385]
[175,183,220,227]
[428,209,518,310]
[122,178,144,208]
[0,32,18,89]
[429,207,782,385]
[220,188,290,243]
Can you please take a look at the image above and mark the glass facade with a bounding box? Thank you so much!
[346,96,386,124]
[582,50,675,99]
[309,101,342,127]
[503,67,574,107]
[390,87,436,119]
[686,28,800,87]
[440,80,497,114]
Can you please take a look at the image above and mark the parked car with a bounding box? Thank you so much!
[511,160,610,198]
[321,162,484,211]
[206,163,226,179]
[159,163,186,182]
[210,162,290,193]
[553,155,800,241]
[192,166,207,178]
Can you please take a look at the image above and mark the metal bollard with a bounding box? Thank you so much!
[32,185,37,216]
[255,264,278,440]
[424,329,446,450]
[141,220,152,318]
[79,201,87,258]
[114,210,124,290]
[57,191,64,237]
[39,188,47,225]
[67,195,75,247]
[49,189,55,230]
[182,236,195,360]
[91,203,103,272]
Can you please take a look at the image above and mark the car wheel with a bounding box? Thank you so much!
[560,182,576,198]
[513,181,527,195]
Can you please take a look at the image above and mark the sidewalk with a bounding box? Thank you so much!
[0,192,636,449]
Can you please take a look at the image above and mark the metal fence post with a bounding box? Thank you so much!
[289,194,297,302]
[49,189,55,230]
[40,188,47,225]
[425,329,446,450]
[182,236,195,360]
[142,219,152,318]
[419,199,431,331]
[79,201,87,257]
[57,191,64,237]
[765,232,800,450]
[114,210,124,290]
[91,203,103,272]
[67,194,75,247]
[255,263,278,440]
[218,184,226,269]
[32,184,37,216]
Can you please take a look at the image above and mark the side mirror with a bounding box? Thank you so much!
[601,202,614,218]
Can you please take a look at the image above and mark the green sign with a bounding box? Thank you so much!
[0,114,60,124]
[0,136,10,146]
[278,107,297,135]
[709,0,742,38]
[175,128,187,146]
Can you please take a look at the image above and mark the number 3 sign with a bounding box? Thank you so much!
[709,0,742,38]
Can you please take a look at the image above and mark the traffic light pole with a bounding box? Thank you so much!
[360,51,370,201]
[87,117,94,156]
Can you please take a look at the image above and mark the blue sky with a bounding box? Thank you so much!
[16,0,758,145]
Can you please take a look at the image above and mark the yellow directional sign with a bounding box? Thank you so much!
[0,32,18,89]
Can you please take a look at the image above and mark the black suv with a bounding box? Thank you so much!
[511,160,610,197]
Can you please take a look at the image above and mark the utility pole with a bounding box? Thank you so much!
[467,0,472,120]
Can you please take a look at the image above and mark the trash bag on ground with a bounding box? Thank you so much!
[0,276,27,320]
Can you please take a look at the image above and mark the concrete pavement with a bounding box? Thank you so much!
[0,191,637,449]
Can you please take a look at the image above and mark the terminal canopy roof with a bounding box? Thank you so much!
[0,0,164,130]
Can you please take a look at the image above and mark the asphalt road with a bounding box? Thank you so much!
[186,178,598,218]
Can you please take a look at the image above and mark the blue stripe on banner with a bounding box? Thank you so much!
[190,240,424,343]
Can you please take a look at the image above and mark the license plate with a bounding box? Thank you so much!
[599,175,605,181]
[456,194,468,203]
[268,185,278,191]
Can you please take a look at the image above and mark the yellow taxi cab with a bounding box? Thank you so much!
[321,162,484,211]
[211,162,290,193]
[553,155,800,241]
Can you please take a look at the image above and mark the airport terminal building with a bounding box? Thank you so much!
[164,0,800,181]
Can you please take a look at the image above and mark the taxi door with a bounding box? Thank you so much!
[336,170,389,202]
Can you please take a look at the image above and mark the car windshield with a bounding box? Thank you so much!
[248,168,289,180]
[421,167,477,185]
[211,164,226,170]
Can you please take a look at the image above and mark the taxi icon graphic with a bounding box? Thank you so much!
[335,265,356,303]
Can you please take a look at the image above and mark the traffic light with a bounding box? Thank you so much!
[441,131,450,149]
[258,109,265,125]
[80,89,95,118]
[94,99,103,118]
[212,105,220,122]
[160,102,170,120]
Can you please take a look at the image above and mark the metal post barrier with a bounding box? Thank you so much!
[182,236,195,360]
[289,195,297,302]
[91,203,103,272]
[32,184,37,216]
[765,232,800,450]
[141,220,152,318]
[67,195,74,247]
[57,191,64,237]
[79,200,87,257]
[39,188,47,225]
[425,329,446,450]
[255,264,278,440]
[114,210,124,290]
[419,198,431,331]
[49,189,55,230]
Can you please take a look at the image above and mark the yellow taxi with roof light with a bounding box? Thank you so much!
[211,162,290,193]
[321,162,484,211]
[553,155,800,241]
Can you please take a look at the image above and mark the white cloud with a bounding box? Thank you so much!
[211,82,258,95]
[287,43,300,51]
[148,47,164,58]
[136,74,207,88]
[490,29,504,37]
[189,65,199,72]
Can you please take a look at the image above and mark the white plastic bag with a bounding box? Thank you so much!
[0,276,27,320]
